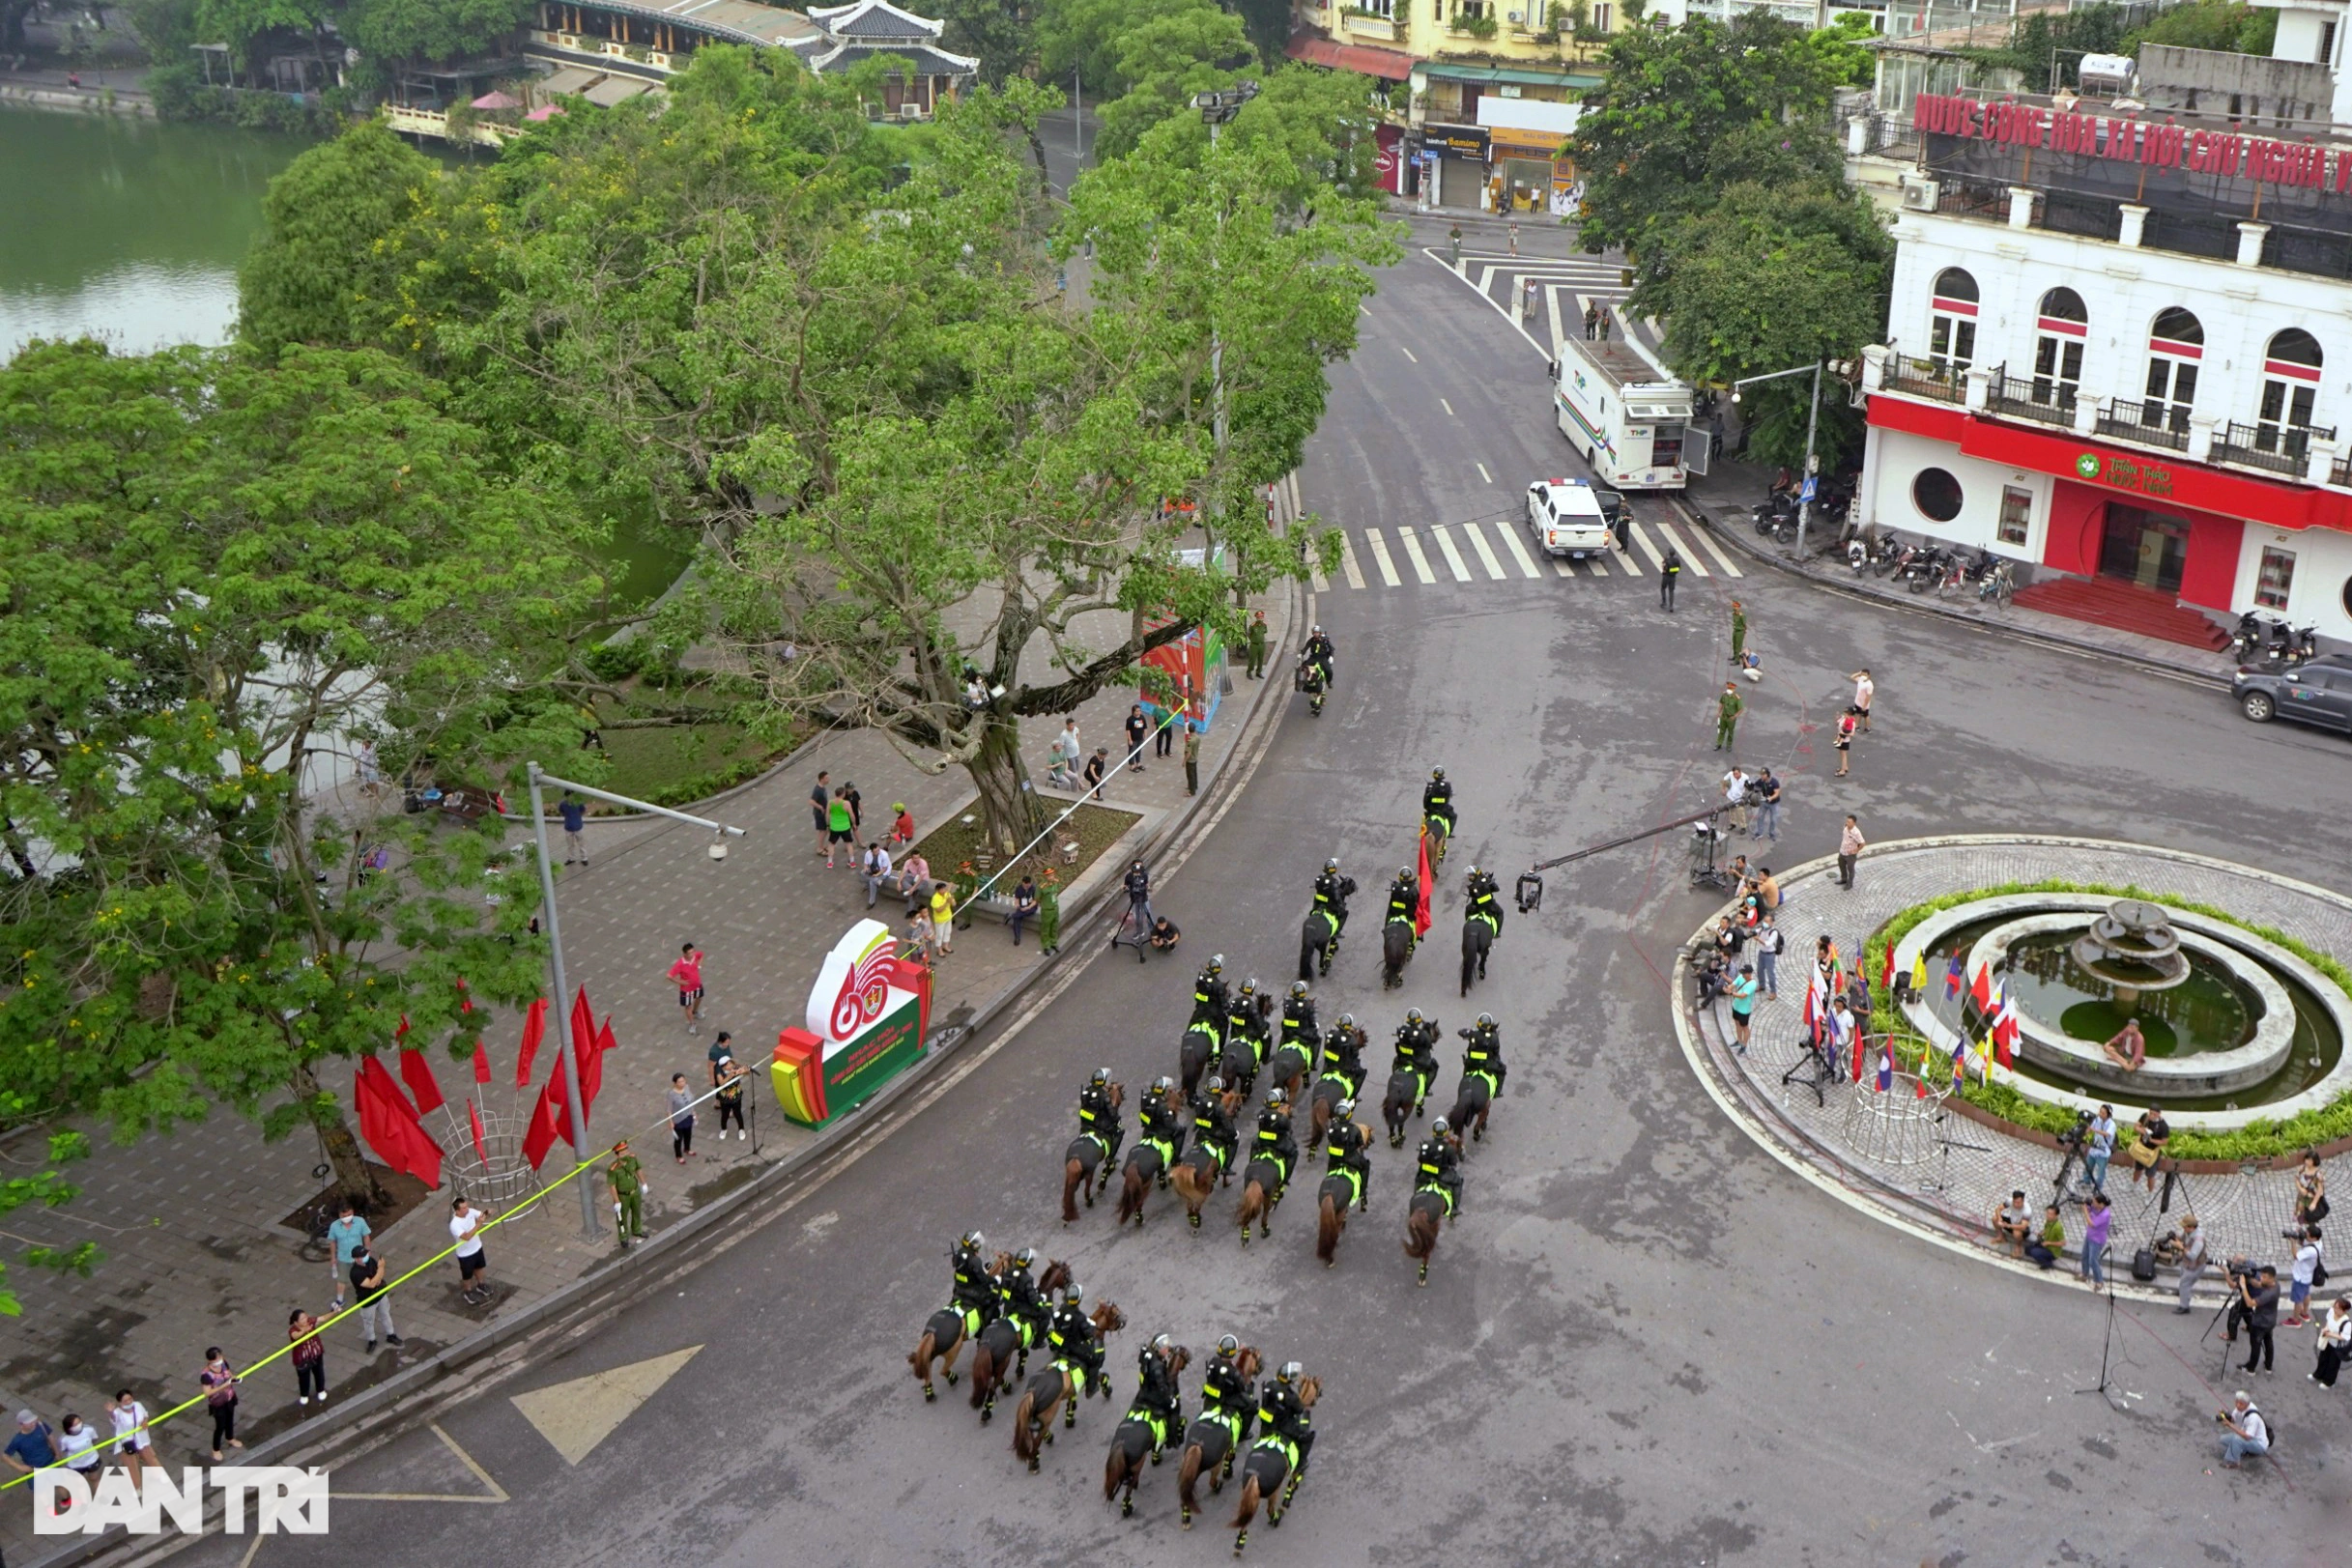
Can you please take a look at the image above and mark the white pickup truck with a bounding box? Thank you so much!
[1526,477,1618,560]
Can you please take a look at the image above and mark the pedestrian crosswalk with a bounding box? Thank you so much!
[1304,517,1742,595]
[1433,250,1635,352]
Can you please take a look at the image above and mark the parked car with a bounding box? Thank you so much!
[1526,477,1616,560]
[2234,653,2352,731]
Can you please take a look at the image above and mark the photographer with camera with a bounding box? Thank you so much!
[2284,1224,2324,1328]
[2215,1391,2269,1468]
[2236,1262,2280,1375]
[2168,1214,2207,1313]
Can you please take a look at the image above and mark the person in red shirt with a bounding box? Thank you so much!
[667,943,705,1033]
[890,803,915,847]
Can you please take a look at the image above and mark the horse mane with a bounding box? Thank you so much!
[1298,1376,1320,1408]
[1236,1347,1263,1379]
[1040,1258,1072,1294]
[1092,1301,1125,1334]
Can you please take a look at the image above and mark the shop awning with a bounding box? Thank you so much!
[1286,32,1415,81]
[1489,131,1569,161]
[1420,61,1602,89]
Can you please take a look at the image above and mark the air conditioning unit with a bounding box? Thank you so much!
[1507,8,1523,18]
[1900,176,1940,212]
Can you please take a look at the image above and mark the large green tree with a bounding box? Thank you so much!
[1090,2,1254,160]
[0,341,589,1252]
[339,0,534,71]
[936,0,1035,86]
[239,121,446,358]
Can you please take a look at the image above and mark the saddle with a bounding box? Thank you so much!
[1324,1164,1364,1208]
[1416,1179,1456,1216]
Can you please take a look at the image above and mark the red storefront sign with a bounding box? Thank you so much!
[1867,395,2352,533]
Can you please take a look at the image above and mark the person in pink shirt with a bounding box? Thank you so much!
[667,943,705,1033]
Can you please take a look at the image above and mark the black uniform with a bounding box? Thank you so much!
[1252,1102,1296,1183]
[1278,995,1321,1059]
[1078,1081,1124,1164]
[1465,870,1504,933]
[1199,1354,1253,1430]
[1192,966,1228,1026]
[1257,1378,1315,1472]
[1226,994,1269,1070]
[1386,873,1419,927]
[1134,1345,1183,1434]
[1394,1015,1440,1090]
[1138,1091,1183,1167]
[1302,632,1334,685]
[950,1244,995,1332]
[1190,1089,1239,1169]
[1327,1115,1372,1209]
[1461,1021,1506,1090]
[1422,777,1455,835]
[1417,1131,1464,1213]
[1312,871,1357,934]
[1049,1301,1104,1389]
[999,1262,1046,1345]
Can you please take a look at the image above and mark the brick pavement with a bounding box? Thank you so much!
[0,555,1298,1558]
[1684,836,2332,1298]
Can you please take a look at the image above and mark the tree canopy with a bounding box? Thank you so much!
[238,121,445,359]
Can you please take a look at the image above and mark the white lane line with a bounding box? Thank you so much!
[1360,301,1372,316]
[1553,556,1576,579]
[1626,520,1668,571]
[1428,525,1474,583]
[1364,527,1402,587]
[1477,266,1499,298]
[1494,517,1542,579]
[1475,462,1493,484]
[1652,519,1711,577]
[1396,526,1439,584]
[1441,397,1455,417]
[1587,556,1610,577]
[1400,346,1419,363]
[1689,522,1745,578]
[1338,529,1366,590]
[1460,522,1508,581]
[1545,286,1563,353]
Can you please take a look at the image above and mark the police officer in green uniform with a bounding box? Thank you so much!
[1714,679,1744,752]
[607,1140,647,1245]
[1246,610,1269,679]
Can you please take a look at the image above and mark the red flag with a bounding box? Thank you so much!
[1969,964,1993,1012]
[515,997,548,1087]
[398,1046,446,1116]
[472,1041,492,1084]
[1850,1028,1867,1083]
[521,1073,567,1169]
[1879,942,1895,991]
[579,1012,615,1116]
[569,986,595,1067]
[355,1061,443,1189]
[468,1098,490,1170]
[1993,1014,2018,1068]
[1413,829,1433,939]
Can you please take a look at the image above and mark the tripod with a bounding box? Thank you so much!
[2073,1243,2129,1411]
[2196,1285,2247,1381]
[1688,813,1734,893]
[1920,1129,1993,1194]
[2049,1139,2101,1212]
[1779,1031,1837,1107]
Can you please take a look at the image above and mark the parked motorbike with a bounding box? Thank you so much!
[1978,559,2016,607]
[2229,611,2266,662]
[2286,623,2318,664]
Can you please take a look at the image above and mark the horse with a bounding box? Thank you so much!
[1448,1069,1496,1145]
[1380,1066,1423,1148]
[1102,1346,1190,1517]
[1261,1041,1311,1106]
[1010,1302,1126,1472]
[1460,912,1496,997]
[1175,1347,1262,1529]
[1403,1185,1451,1286]
[1059,1081,1124,1223]
[1298,907,1339,980]
[1314,1168,1365,1268]
[965,1258,1072,1422]
[1229,1378,1320,1554]
[1305,1069,1356,1153]
[1234,1154,1289,1245]
[908,1248,1004,1400]
[1178,1017,1220,1098]
[1424,812,1451,866]
[1115,1135,1173,1228]
[1381,916,1415,989]
[1217,1029,1263,1103]
[1169,1135,1231,1231]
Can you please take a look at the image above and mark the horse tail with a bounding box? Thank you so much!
[909,1328,935,1380]
[1062,1157,1084,1224]
[1316,1192,1340,1264]
[1237,1180,1265,1231]
[1177,1442,1205,1521]
[1012,1389,1041,1462]
[1117,1162,1146,1225]
[1104,1438,1131,1500]
[1171,1158,1206,1210]
[1298,923,1317,983]
[966,1341,994,1410]
[1404,1204,1439,1261]
[1231,1473,1263,1529]
[1308,1095,1332,1150]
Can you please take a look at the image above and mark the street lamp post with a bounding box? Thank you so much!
[524,761,747,1240]
[1731,358,1826,558]
[1191,82,1259,470]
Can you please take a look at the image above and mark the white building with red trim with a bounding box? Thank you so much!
[1853,71,2352,648]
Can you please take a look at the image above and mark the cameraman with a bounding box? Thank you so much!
[2236,1263,2280,1375]
[2169,1214,2207,1314]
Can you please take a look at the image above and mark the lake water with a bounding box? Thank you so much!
[0,105,688,601]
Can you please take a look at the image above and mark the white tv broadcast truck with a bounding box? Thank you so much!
[1552,332,1708,491]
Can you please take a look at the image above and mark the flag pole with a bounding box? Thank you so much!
[529,763,605,1241]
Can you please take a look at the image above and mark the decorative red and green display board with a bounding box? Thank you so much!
[771,918,933,1126]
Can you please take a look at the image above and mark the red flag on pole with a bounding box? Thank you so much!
[1413,829,1433,938]
[360,1052,418,1120]
[472,1041,492,1085]
[355,1060,444,1189]
[578,1013,617,1117]
[515,997,548,1087]
[521,1074,566,1169]
[1969,963,1994,1012]
[398,1046,447,1116]
[1850,1028,1867,1083]
[569,986,595,1066]
[1879,942,1895,991]
[468,1098,490,1170]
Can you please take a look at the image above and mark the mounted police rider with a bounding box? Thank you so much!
[1464,863,1504,933]
[1417,1117,1465,1216]
[1138,1074,1184,1183]
[1326,1098,1373,1212]
[1134,1332,1184,1440]
[1279,981,1321,1061]
[1386,865,1419,928]
[1049,1283,1105,1393]
[1254,1087,1298,1183]
[1192,955,1229,1029]
[1461,1012,1506,1091]
[998,1245,1047,1348]
[950,1229,995,1338]
[1301,625,1334,687]
[1422,766,1456,839]
[1324,1012,1368,1076]
[1199,1334,1254,1432]
[1256,1361,1316,1477]
[1311,859,1357,937]
[1190,1073,1240,1173]
[1226,978,1271,1075]
[1078,1067,1124,1166]
[1393,1007,1440,1106]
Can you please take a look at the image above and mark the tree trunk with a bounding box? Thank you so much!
[293,1061,389,1209]
[964,712,1044,859]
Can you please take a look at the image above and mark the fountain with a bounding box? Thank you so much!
[2066,898,2190,1011]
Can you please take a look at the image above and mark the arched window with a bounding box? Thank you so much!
[2140,308,2202,438]
[1928,267,1977,375]
[2258,328,2325,461]
[2032,287,2088,410]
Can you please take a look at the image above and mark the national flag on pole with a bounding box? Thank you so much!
[1943,952,1965,998]
[472,1041,493,1084]
[569,986,595,1067]
[1950,1045,1966,1094]
[1969,963,1994,1012]
[398,1046,447,1116]
[521,1069,567,1169]
[1879,942,1895,990]
[1910,952,1929,994]
[515,997,548,1087]
[1991,984,2020,1065]
[355,1058,443,1188]
[1413,830,1433,938]
[1981,1033,1998,1078]
[467,1097,490,1170]
[1850,1020,1867,1083]
[1803,962,1824,1040]
[1875,1040,1894,1092]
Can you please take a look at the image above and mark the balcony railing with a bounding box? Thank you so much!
[1989,373,2078,427]
[2213,419,2332,476]
[2094,399,2191,453]
[1882,356,1966,403]
[1935,174,2008,222]
[2334,455,2352,489]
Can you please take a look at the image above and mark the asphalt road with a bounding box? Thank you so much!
[176,216,2348,1568]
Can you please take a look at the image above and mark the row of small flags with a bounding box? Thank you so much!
[1794,942,2023,1097]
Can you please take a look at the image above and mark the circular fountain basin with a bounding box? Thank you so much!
[1965,913,2293,1096]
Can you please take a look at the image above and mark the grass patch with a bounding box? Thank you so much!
[1864,879,2352,1161]
[594,719,777,807]
[911,801,1142,903]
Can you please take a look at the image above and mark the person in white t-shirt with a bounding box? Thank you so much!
[1721,767,1751,835]
[449,1198,492,1307]
[1848,669,1876,732]
[2216,1391,2269,1467]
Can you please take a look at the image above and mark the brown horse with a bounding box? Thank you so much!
[1403,1187,1450,1286]
[964,1258,1073,1422]
[1313,1168,1365,1268]
[1060,1081,1124,1223]
[907,1249,1005,1400]
[1261,1041,1311,1107]
[1230,1377,1320,1554]
[1169,1088,1240,1231]
[1234,1154,1287,1245]
[1010,1302,1126,1471]
[1115,1085,1182,1228]
[1175,1347,1262,1529]
[1102,1345,1191,1517]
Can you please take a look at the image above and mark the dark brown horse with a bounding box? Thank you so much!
[1060,1081,1124,1223]
[1448,1068,1496,1144]
[1011,1302,1126,1471]
[964,1258,1072,1422]
[1313,1168,1365,1268]
[1403,1187,1449,1286]
[1175,1347,1262,1528]
[1234,1155,1287,1245]
[907,1249,1005,1400]
[1102,1345,1191,1517]
[1230,1377,1319,1554]
[1261,1041,1311,1106]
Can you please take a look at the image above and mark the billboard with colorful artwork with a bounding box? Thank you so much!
[770,919,932,1126]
